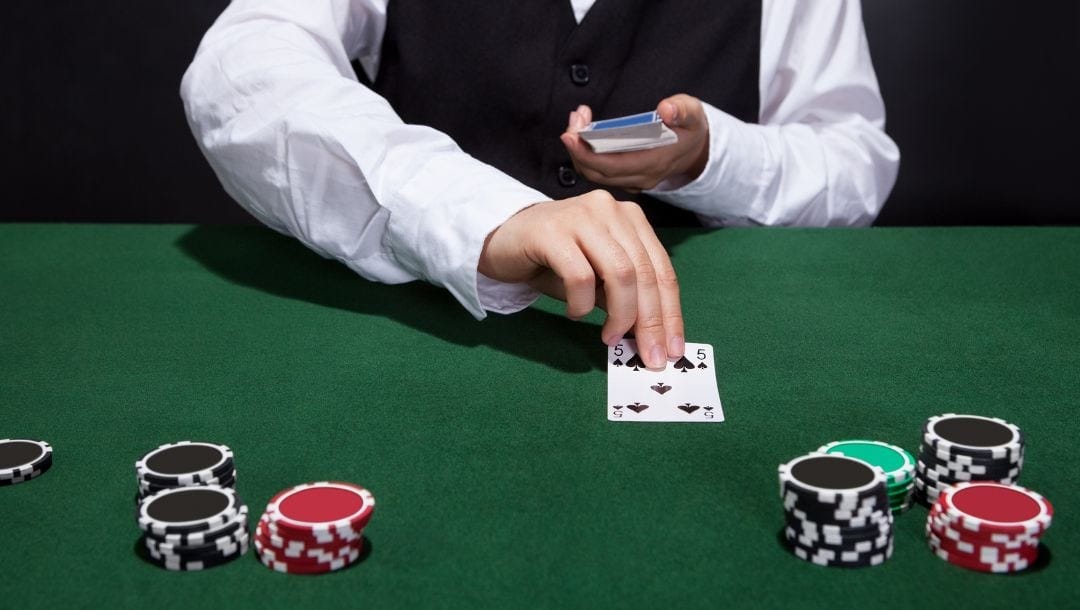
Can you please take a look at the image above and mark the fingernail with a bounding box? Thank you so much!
[649,345,665,369]
[668,335,685,359]
[604,334,624,347]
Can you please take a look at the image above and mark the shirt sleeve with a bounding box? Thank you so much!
[179,0,546,319]
[646,0,901,227]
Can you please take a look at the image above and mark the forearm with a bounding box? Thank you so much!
[649,104,899,227]
[180,0,546,318]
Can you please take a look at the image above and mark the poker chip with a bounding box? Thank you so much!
[255,481,374,575]
[146,535,250,571]
[135,485,250,571]
[145,525,249,558]
[134,441,238,508]
[778,453,892,568]
[0,439,54,486]
[138,485,244,535]
[817,440,916,515]
[136,440,236,485]
[923,414,1023,459]
[130,441,249,571]
[925,481,1052,573]
[145,505,249,546]
[913,414,1025,506]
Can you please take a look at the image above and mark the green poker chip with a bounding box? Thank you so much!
[818,440,917,486]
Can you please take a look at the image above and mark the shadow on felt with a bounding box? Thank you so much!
[176,225,640,373]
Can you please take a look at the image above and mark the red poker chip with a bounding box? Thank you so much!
[926,534,1032,573]
[929,517,1039,553]
[926,525,1039,565]
[256,516,359,554]
[928,505,1040,547]
[254,530,362,565]
[937,482,1052,537]
[255,522,360,561]
[256,542,363,574]
[262,515,364,545]
[264,482,375,539]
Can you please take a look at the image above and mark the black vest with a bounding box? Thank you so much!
[360,0,761,226]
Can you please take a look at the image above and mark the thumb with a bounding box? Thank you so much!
[657,94,701,130]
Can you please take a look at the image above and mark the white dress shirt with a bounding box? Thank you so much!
[181,0,900,319]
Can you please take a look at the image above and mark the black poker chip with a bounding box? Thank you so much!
[778,453,893,569]
[780,483,888,525]
[145,536,249,571]
[143,507,249,547]
[133,442,250,572]
[0,439,54,486]
[913,414,1026,507]
[135,441,235,486]
[784,530,894,568]
[144,527,249,560]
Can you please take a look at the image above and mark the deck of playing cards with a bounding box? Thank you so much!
[607,340,724,423]
[577,111,678,153]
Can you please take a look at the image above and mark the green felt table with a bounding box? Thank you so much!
[1,224,1077,609]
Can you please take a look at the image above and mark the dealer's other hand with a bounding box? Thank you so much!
[560,94,710,193]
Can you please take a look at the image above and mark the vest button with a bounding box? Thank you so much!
[557,165,578,187]
[569,63,590,86]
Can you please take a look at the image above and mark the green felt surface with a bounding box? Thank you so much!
[1,224,1077,609]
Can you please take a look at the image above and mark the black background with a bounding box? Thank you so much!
[1,1,1077,225]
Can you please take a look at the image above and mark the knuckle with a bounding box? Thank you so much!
[656,267,679,289]
[564,268,595,290]
[637,315,666,333]
[634,261,658,285]
[611,260,637,285]
[622,201,646,219]
[663,311,685,329]
[584,189,617,206]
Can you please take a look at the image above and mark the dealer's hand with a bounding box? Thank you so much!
[560,94,710,193]
[478,190,684,370]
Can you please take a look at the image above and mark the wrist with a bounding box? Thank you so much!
[683,135,709,182]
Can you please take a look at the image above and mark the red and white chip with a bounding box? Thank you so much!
[925,481,1051,574]
[265,481,375,538]
[254,481,374,575]
[938,482,1052,536]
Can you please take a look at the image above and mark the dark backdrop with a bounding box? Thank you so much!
[1,1,1077,225]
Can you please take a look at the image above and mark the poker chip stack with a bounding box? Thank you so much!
[135,441,238,503]
[134,441,248,571]
[817,440,916,514]
[779,453,894,568]
[0,439,53,486]
[926,481,1052,573]
[137,485,250,571]
[254,481,375,574]
[913,414,1024,506]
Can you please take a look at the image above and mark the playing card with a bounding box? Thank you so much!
[578,111,678,153]
[607,339,723,422]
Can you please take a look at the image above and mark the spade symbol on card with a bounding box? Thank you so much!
[612,358,623,367]
[625,353,645,371]
[650,383,672,395]
[612,405,624,411]
[677,403,700,414]
[626,402,649,413]
[673,357,695,373]
[697,362,708,369]
[703,406,714,412]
